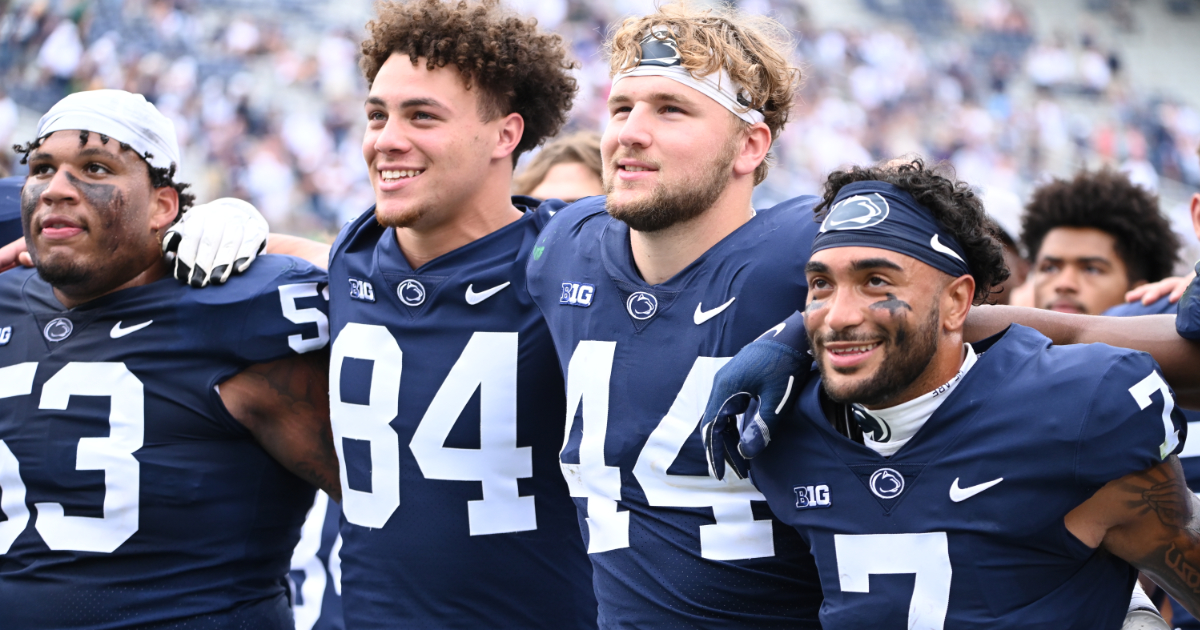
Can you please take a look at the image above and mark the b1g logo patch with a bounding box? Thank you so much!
[0,326,11,346]
[349,278,376,303]
[560,282,595,307]
[793,484,831,509]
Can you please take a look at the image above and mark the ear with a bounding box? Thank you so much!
[492,112,525,162]
[941,274,976,334]
[148,185,180,233]
[1190,193,1200,241]
[731,121,772,179]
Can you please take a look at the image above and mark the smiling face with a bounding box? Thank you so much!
[363,53,517,232]
[21,130,176,302]
[1032,227,1135,315]
[601,75,742,232]
[804,246,962,409]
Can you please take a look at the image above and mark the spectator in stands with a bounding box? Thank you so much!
[1021,168,1179,315]
[512,130,603,202]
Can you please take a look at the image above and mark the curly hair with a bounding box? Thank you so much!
[606,1,802,185]
[814,158,1010,304]
[1021,168,1177,284]
[360,0,578,161]
[13,131,195,220]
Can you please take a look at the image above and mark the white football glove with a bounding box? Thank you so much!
[162,198,269,288]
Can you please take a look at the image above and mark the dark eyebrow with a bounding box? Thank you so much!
[365,96,447,110]
[850,258,904,272]
[805,261,830,274]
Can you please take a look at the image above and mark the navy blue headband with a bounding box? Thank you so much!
[811,181,971,278]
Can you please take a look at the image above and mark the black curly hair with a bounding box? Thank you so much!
[814,158,1010,304]
[360,0,578,162]
[1021,168,1177,284]
[13,131,196,220]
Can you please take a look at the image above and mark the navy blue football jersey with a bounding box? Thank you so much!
[525,196,824,628]
[0,255,330,629]
[1103,297,1200,491]
[0,176,22,245]
[289,492,344,630]
[327,200,596,630]
[752,324,1188,629]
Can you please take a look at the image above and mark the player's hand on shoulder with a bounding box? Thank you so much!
[162,197,269,288]
[0,237,32,273]
[702,310,812,481]
[1127,272,1195,306]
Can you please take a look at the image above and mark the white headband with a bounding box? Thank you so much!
[35,89,181,172]
[612,27,765,126]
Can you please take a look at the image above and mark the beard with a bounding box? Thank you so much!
[813,304,941,408]
[604,139,737,233]
[33,252,93,287]
[374,200,428,230]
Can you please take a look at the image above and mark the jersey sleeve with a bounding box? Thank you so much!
[1075,351,1188,489]
[230,256,330,365]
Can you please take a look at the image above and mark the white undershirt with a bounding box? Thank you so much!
[856,344,978,457]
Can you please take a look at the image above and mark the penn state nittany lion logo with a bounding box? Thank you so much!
[853,408,892,442]
[637,27,682,67]
[397,279,426,307]
[626,291,658,320]
[869,468,905,500]
[43,318,73,342]
[820,192,890,233]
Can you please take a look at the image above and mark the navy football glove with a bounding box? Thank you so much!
[1177,260,1200,340]
[701,310,813,481]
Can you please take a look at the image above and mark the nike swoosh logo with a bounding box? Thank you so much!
[949,476,1003,502]
[694,297,736,325]
[465,282,511,305]
[111,320,153,339]
[930,234,966,263]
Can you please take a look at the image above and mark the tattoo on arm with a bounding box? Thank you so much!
[1109,457,1200,613]
[224,351,341,502]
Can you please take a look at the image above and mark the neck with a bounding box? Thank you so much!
[864,334,967,410]
[629,180,755,285]
[394,170,522,269]
[53,258,169,310]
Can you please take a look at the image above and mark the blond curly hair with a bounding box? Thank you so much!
[605,1,801,184]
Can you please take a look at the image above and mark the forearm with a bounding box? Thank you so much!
[220,352,341,501]
[267,233,332,269]
[966,307,1200,408]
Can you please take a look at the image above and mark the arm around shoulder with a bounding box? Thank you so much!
[219,350,340,502]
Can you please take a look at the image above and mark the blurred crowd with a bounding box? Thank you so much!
[1,0,1199,248]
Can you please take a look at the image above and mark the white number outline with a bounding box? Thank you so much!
[834,532,952,630]
[560,345,775,560]
[1128,371,1180,459]
[330,325,535,535]
[279,283,331,354]
[0,362,144,554]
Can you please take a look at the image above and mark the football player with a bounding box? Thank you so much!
[174,2,597,628]
[523,4,825,627]
[0,89,338,628]
[744,160,1199,627]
